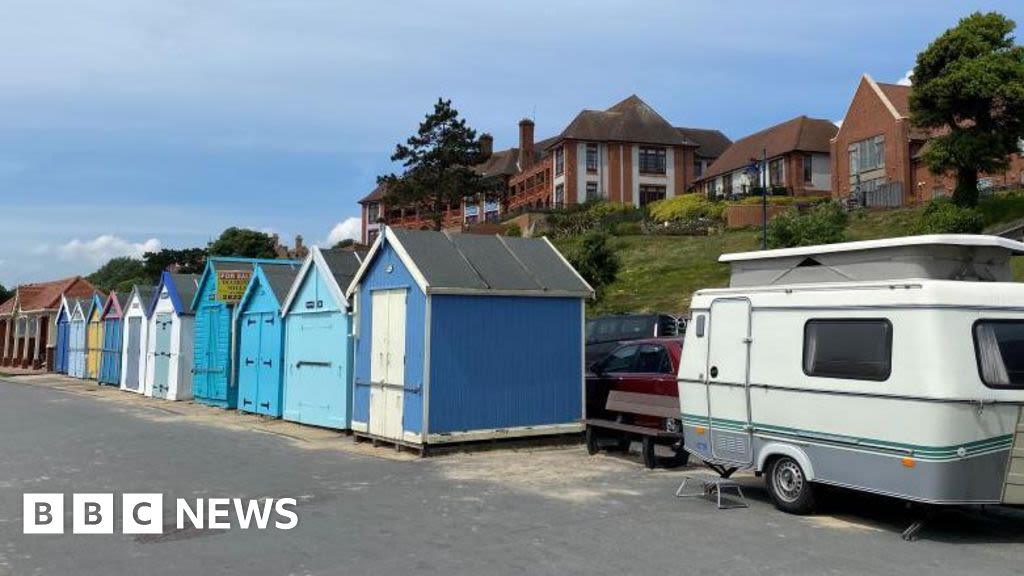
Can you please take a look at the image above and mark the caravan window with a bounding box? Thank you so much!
[973,320,1024,389]
[803,319,892,381]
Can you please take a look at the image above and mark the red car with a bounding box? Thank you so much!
[584,337,687,468]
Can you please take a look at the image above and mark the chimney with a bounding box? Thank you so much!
[518,119,535,170]
[479,133,493,159]
[295,234,304,252]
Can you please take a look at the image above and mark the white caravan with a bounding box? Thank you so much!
[679,235,1024,514]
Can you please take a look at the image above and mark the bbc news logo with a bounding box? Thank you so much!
[23,493,298,534]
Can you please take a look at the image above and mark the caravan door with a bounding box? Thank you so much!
[706,298,753,465]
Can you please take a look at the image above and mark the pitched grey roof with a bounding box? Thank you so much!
[387,228,592,297]
[134,285,157,317]
[321,249,365,291]
[169,273,200,314]
[260,264,301,304]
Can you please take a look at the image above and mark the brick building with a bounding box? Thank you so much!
[359,95,728,242]
[697,115,837,199]
[831,74,1024,206]
[0,276,97,370]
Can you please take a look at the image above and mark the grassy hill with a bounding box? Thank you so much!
[566,195,1024,317]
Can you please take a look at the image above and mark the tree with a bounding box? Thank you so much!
[566,231,619,300]
[142,248,207,282]
[0,282,11,305]
[332,238,356,250]
[910,11,1024,207]
[87,257,148,294]
[378,98,499,230]
[208,227,277,258]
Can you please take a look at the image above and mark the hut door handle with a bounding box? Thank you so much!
[259,402,270,409]
[242,399,253,406]
[262,360,272,367]
[245,358,254,366]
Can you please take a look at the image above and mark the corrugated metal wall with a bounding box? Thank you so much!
[352,242,426,433]
[428,295,583,433]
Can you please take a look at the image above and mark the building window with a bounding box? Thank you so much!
[974,320,1024,389]
[769,158,784,187]
[849,135,885,174]
[638,147,667,174]
[721,173,733,199]
[803,319,892,381]
[586,181,599,201]
[803,154,814,183]
[639,184,666,206]
[586,143,599,172]
[367,202,381,222]
[367,229,379,244]
[554,184,564,208]
[694,159,704,179]
[555,147,564,176]
[484,200,500,223]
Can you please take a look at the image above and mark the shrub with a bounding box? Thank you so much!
[977,190,1024,226]
[767,201,849,248]
[612,221,642,236]
[504,223,522,237]
[913,198,985,234]
[734,195,797,206]
[549,201,642,238]
[648,194,725,222]
[566,230,619,299]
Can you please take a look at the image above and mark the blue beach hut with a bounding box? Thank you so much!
[347,227,593,449]
[98,291,127,386]
[191,257,300,409]
[54,295,72,374]
[234,262,301,416]
[67,298,87,378]
[280,247,364,429]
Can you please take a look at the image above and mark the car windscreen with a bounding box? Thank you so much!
[974,320,1024,389]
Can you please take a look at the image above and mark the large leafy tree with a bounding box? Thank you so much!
[208,227,277,258]
[0,283,11,305]
[141,248,207,282]
[87,257,149,294]
[566,231,619,301]
[378,98,498,230]
[910,11,1024,206]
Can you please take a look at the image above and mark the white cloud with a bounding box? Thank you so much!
[897,69,913,86]
[326,217,361,246]
[49,235,162,265]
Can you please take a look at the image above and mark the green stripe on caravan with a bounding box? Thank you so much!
[681,413,1013,460]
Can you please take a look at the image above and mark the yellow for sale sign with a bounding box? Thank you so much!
[216,270,252,304]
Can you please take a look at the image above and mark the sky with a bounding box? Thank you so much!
[2,0,1022,286]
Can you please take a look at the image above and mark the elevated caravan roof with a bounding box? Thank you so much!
[720,235,1024,287]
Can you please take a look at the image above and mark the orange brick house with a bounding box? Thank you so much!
[0,276,97,370]
[696,115,838,199]
[359,95,728,242]
[831,74,1024,206]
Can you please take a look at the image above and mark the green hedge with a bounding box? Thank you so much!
[647,194,726,222]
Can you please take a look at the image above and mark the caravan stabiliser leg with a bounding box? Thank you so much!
[705,463,738,479]
[901,503,937,542]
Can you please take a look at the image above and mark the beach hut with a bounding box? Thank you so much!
[280,247,364,429]
[53,295,72,374]
[98,292,127,386]
[84,293,105,380]
[346,227,593,449]
[191,257,299,409]
[146,272,199,400]
[120,284,155,394]
[67,298,88,378]
[234,262,301,416]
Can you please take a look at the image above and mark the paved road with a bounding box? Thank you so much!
[1,377,1024,576]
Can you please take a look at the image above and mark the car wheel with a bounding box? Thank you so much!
[585,426,600,455]
[766,456,816,514]
[664,447,690,468]
[641,437,657,469]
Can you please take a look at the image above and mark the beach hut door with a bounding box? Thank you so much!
[125,318,141,390]
[369,289,406,440]
[153,314,172,399]
[706,298,753,465]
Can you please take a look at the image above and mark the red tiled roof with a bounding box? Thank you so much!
[3,276,99,314]
[871,78,934,140]
[701,116,838,180]
[557,95,695,147]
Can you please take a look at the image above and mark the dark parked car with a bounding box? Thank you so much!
[584,337,687,468]
[585,314,681,367]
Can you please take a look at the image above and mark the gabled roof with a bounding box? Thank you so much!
[69,298,86,321]
[0,276,99,315]
[100,291,128,320]
[261,264,302,304]
[85,292,105,321]
[282,247,366,315]
[346,227,593,298]
[152,272,200,316]
[701,115,838,181]
[557,95,694,147]
[190,257,299,311]
[675,127,732,159]
[126,284,158,318]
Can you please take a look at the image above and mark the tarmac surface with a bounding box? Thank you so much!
[1,374,1024,575]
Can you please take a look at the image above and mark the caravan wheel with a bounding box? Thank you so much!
[766,456,816,514]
